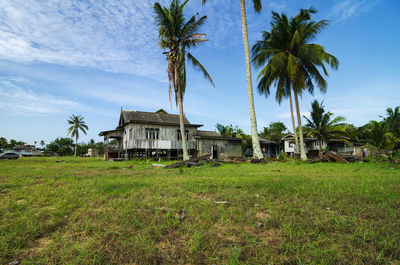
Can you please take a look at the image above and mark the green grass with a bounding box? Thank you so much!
[0,157,399,264]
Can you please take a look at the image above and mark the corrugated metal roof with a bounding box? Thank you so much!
[121,110,202,127]
[196,130,221,137]
[195,130,243,141]
[258,137,277,144]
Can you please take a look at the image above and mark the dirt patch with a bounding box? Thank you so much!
[243,224,282,247]
[23,237,53,255]
[214,223,239,243]
[255,211,270,220]
[156,234,189,262]
[186,191,215,202]
[259,229,282,246]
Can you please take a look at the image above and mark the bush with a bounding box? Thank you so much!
[277,152,286,162]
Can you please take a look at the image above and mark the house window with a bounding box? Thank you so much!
[177,130,189,140]
[129,128,133,140]
[145,128,159,140]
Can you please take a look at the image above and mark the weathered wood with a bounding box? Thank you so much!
[308,152,348,163]
[164,154,211,169]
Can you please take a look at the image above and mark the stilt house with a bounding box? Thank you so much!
[99,109,243,160]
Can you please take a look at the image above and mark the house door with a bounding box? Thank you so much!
[212,145,218,159]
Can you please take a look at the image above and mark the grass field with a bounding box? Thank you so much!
[0,157,399,264]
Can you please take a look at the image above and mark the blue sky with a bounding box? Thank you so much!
[0,0,399,145]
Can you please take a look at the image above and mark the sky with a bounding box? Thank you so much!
[0,0,399,145]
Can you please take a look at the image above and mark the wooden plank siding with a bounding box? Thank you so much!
[123,124,198,150]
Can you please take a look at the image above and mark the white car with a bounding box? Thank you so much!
[0,152,19,159]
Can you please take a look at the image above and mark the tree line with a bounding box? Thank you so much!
[216,102,400,158]
[0,137,105,157]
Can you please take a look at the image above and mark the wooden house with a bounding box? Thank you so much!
[99,109,243,160]
[281,134,363,157]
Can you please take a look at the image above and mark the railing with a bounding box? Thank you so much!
[337,147,355,154]
[127,140,197,150]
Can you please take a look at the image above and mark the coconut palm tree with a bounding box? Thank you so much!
[67,115,88,157]
[154,0,214,161]
[251,9,339,160]
[383,106,400,137]
[303,100,346,153]
[252,35,300,154]
[201,0,263,159]
[367,121,389,155]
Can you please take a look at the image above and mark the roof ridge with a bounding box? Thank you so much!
[122,110,181,116]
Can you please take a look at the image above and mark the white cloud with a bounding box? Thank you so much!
[0,0,246,80]
[267,1,287,12]
[0,77,82,116]
[331,0,380,22]
[0,0,169,80]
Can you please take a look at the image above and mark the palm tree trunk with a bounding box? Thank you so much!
[175,64,189,161]
[289,89,300,155]
[240,0,263,159]
[74,134,77,157]
[293,90,307,160]
[319,139,322,154]
[178,92,189,161]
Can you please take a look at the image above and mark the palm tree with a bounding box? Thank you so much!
[252,35,300,154]
[40,140,45,148]
[89,139,96,148]
[367,121,389,155]
[201,0,263,159]
[154,0,214,161]
[251,9,339,160]
[383,106,400,137]
[67,115,88,157]
[303,100,346,153]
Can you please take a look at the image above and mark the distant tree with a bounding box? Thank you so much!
[67,115,89,157]
[95,142,105,155]
[88,139,96,148]
[109,139,118,146]
[7,139,25,149]
[303,100,346,153]
[154,0,214,161]
[77,143,89,156]
[259,122,288,143]
[383,106,400,137]
[216,124,244,138]
[40,140,45,148]
[342,123,359,140]
[367,121,389,155]
[47,138,74,156]
[0,137,7,150]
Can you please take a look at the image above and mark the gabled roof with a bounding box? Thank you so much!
[258,137,277,144]
[119,110,202,127]
[196,130,221,138]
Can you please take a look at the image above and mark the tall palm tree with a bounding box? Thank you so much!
[154,0,214,161]
[252,33,300,154]
[67,115,88,157]
[251,9,339,160]
[303,100,346,153]
[201,0,263,159]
